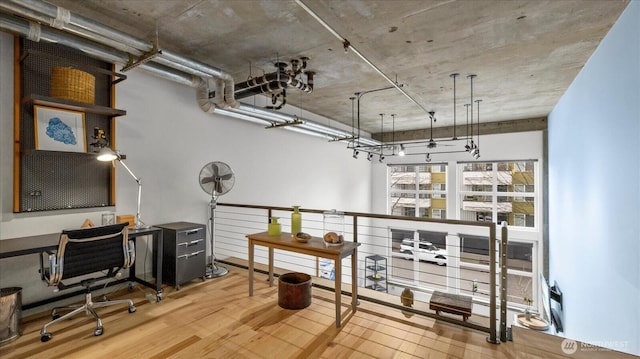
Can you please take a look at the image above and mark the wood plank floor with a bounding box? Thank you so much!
[0,266,519,359]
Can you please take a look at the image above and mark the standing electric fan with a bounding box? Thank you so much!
[199,161,235,278]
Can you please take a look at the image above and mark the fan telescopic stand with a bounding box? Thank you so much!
[206,192,228,278]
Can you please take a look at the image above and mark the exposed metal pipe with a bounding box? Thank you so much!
[0,7,379,146]
[295,0,430,116]
[234,72,313,99]
[6,0,238,108]
[0,12,198,87]
[0,1,145,56]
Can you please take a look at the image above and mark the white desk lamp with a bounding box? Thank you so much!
[97,147,147,229]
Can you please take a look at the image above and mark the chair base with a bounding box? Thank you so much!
[40,291,136,342]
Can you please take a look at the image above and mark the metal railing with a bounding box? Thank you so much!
[213,203,507,343]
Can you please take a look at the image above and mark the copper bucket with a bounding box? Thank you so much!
[278,273,311,309]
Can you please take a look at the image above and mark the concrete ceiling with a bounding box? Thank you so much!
[46,0,629,140]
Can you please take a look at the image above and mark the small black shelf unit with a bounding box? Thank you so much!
[365,255,388,293]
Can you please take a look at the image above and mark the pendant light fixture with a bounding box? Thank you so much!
[346,74,483,160]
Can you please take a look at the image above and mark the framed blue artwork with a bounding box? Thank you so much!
[34,105,86,153]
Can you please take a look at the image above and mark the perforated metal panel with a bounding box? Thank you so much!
[19,39,115,212]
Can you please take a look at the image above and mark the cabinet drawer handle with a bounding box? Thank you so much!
[177,250,204,260]
[177,239,202,247]
[184,229,201,235]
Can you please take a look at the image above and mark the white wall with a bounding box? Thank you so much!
[0,31,372,305]
[114,70,372,226]
[548,1,639,356]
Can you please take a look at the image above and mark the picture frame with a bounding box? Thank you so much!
[34,105,86,153]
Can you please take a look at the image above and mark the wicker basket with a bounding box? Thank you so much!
[50,67,95,104]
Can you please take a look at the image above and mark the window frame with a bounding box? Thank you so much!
[388,163,448,218]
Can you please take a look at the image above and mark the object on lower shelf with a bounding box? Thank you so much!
[516,313,549,330]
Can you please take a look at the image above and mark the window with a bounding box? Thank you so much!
[386,160,541,309]
[389,164,447,218]
[460,160,537,228]
[514,213,535,227]
[432,183,446,198]
[432,208,446,219]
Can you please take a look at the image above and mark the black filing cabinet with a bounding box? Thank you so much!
[155,222,206,290]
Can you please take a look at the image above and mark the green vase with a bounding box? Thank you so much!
[268,217,281,236]
[291,206,302,235]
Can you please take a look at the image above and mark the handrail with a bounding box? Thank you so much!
[219,202,496,228]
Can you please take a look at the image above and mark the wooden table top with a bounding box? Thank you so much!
[246,232,360,259]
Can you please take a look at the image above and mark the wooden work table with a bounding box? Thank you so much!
[246,231,360,327]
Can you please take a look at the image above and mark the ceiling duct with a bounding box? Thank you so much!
[0,1,379,147]
[233,59,314,111]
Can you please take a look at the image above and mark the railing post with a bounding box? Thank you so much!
[352,215,358,243]
[487,223,500,344]
[353,215,359,300]
[500,222,508,342]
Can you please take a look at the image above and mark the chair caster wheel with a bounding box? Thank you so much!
[156,295,162,303]
[41,333,52,342]
[128,283,135,291]
[128,305,136,313]
[94,327,103,336]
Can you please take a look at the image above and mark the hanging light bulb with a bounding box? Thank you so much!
[425,153,431,163]
[398,144,406,156]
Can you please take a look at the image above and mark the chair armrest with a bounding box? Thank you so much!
[126,240,136,267]
[39,250,61,286]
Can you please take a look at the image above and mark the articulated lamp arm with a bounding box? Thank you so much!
[96,148,146,228]
[116,159,145,228]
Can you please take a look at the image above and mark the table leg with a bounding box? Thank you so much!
[335,257,342,327]
[248,240,254,296]
[351,249,357,312]
[268,247,274,287]
[155,231,163,300]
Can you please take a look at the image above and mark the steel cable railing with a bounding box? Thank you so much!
[214,203,508,343]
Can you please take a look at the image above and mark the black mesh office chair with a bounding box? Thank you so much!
[39,223,137,342]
